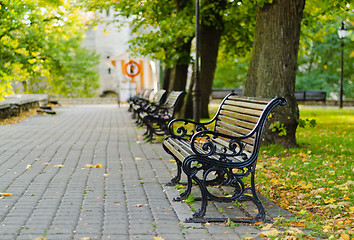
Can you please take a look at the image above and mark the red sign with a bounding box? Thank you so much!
[124,60,141,77]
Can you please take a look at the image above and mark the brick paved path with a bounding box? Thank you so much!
[0,105,289,240]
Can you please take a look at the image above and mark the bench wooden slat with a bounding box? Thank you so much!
[227,95,270,104]
[221,104,264,118]
[215,121,256,139]
[218,110,260,124]
[217,115,257,130]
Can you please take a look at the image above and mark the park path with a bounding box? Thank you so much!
[0,104,286,240]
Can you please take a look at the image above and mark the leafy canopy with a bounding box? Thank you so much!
[0,0,100,99]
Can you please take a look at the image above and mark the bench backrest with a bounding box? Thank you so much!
[212,94,286,160]
[150,89,167,105]
[161,91,185,118]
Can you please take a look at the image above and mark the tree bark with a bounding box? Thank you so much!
[167,38,192,93]
[161,67,171,90]
[181,0,226,119]
[244,0,305,147]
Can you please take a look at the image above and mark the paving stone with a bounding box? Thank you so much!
[0,105,290,240]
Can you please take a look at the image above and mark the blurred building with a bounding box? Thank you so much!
[82,8,159,102]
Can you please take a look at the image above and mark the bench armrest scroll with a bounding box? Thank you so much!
[190,130,249,162]
[168,118,213,139]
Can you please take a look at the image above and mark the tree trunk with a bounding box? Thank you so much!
[180,0,225,119]
[244,0,305,147]
[161,67,171,90]
[167,38,192,92]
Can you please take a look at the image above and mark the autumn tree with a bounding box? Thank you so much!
[243,0,305,147]
[244,0,352,147]
[0,0,100,99]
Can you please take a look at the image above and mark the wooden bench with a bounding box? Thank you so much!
[128,88,153,113]
[163,93,286,223]
[142,91,185,142]
[211,88,243,100]
[295,90,326,105]
[133,89,167,125]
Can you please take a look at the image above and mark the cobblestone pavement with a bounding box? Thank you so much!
[0,105,290,240]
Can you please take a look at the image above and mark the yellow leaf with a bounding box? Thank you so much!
[54,165,64,168]
[26,164,32,169]
[261,223,273,230]
[135,157,143,161]
[284,221,306,227]
[349,206,354,212]
[34,238,47,240]
[298,209,307,215]
[85,164,95,168]
[0,193,13,196]
[44,163,51,166]
[259,229,281,237]
[169,160,176,163]
[298,180,313,189]
[287,227,303,235]
[324,198,336,204]
[103,173,110,177]
[154,237,164,240]
[95,164,102,168]
[341,232,350,240]
[323,225,331,233]
[35,158,40,161]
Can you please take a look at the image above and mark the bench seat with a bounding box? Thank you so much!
[162,93,286,223]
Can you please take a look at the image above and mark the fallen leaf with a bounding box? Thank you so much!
[44,163,51,165]
[135,157,143,161]
[324,198,336,204]
[0,193,13,197]
[34,238,47,240]
[261,223,273,230]
[133,204,143,207]
[341,232,350,240]
[79,238,90,240]
[259,229,281,237]
[26,164,32,169]
[35,158,40,161]
[286,227,303,235]
[54,165,64,168]
[103,173,110,177]
[169,160,176,163]
[298,180,313,189]
[85,164,95,168]
[284,221,306,227]
[154,237,164,240]
[95,164,102,168]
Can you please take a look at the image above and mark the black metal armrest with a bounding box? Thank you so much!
[189,130,250,162]
[167,118,214,139]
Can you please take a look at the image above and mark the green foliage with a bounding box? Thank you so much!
[269,121,287,136]
[297,1,353,98]
[298,118,317,128]
[0,0,100,99]
[213,51,251,89]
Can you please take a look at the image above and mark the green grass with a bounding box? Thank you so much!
[256,107,353,239]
